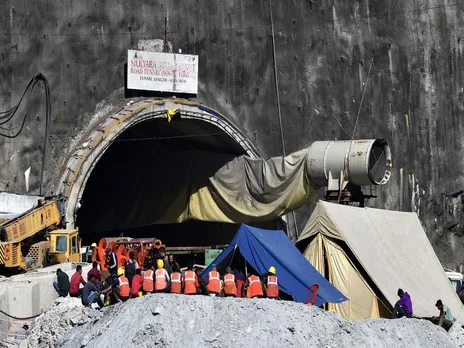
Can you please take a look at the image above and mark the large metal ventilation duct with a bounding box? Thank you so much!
[307,139,392,189]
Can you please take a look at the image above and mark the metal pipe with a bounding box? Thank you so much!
[306,139,392,188]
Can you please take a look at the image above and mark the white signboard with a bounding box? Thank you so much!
[127,50,198,94]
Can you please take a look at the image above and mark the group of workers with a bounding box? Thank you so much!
[53,247,281,309]
[391,288,456,331]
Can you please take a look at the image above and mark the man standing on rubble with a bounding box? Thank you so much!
[53,268,70,297]
[69,265,86,298]
[105,248,118,275]
[391,289,413,318]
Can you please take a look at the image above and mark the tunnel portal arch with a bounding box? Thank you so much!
[58,99,260,234]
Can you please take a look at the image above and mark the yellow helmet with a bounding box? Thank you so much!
[268,266,276,274]
[157,259,164,269]
[117,268,124,276]
[91,243,97,248]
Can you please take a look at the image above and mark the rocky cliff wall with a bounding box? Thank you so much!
[0,0,463,266]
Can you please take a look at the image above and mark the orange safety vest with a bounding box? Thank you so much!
[184,270,198,295]
[118,276,130,297]
[155,268,168,291]
[143,269,154,292]
[223,273,237,296]
[170,272,182,294]
[247,275,263,298]
[207,270,221,293]
[266,275,279,298]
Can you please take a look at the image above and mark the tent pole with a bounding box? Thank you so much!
[229,245,237,267]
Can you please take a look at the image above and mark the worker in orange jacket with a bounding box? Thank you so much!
[183,263,200,295]
[143,265,155,293]
[206,264,221,296]
[223,267,237,297]
[155,259,170,293]
[170,264,183,294]
[116,268,130,301]
[246,271,264,299]
[265,266,279,299]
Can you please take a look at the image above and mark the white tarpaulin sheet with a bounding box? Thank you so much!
[298,201,464,323]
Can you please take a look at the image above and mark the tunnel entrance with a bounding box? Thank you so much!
[75,115,277,250]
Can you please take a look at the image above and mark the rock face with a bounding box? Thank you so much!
[21,295,461,348]
[1,1,464,264]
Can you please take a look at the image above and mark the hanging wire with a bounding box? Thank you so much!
[338,59,374,203]
[0,74,51,195]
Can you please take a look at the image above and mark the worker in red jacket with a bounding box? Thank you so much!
[206,264,221,296]
[87,261,101,282]
[70,265,86,297]
[131,268,143,297]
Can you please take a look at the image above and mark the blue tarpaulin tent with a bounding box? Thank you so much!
[201,224,347,306]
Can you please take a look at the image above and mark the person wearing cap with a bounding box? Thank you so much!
[432,300,454,331]
[105,248,118,275]
[15,324,29,340]
[154,259,170,292]
[265,266,279,299]
[89,242,97,263]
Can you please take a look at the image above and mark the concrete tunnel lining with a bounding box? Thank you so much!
[58,99,268,245]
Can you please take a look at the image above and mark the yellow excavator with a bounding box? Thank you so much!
[0,199,81,271]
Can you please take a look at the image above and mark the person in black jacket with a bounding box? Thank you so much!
[195,267,208,295]
[53,268,70,297]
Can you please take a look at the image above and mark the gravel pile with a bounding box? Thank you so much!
[27,297,103,347]
[449,323,464,348]
[6,294,462,347]
[25,295,464,347]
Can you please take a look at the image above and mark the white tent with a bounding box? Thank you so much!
[297,201,464,323]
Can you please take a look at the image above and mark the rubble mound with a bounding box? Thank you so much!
[449,323,464,348]
[27,297,103,347]
[22,295,461,348]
